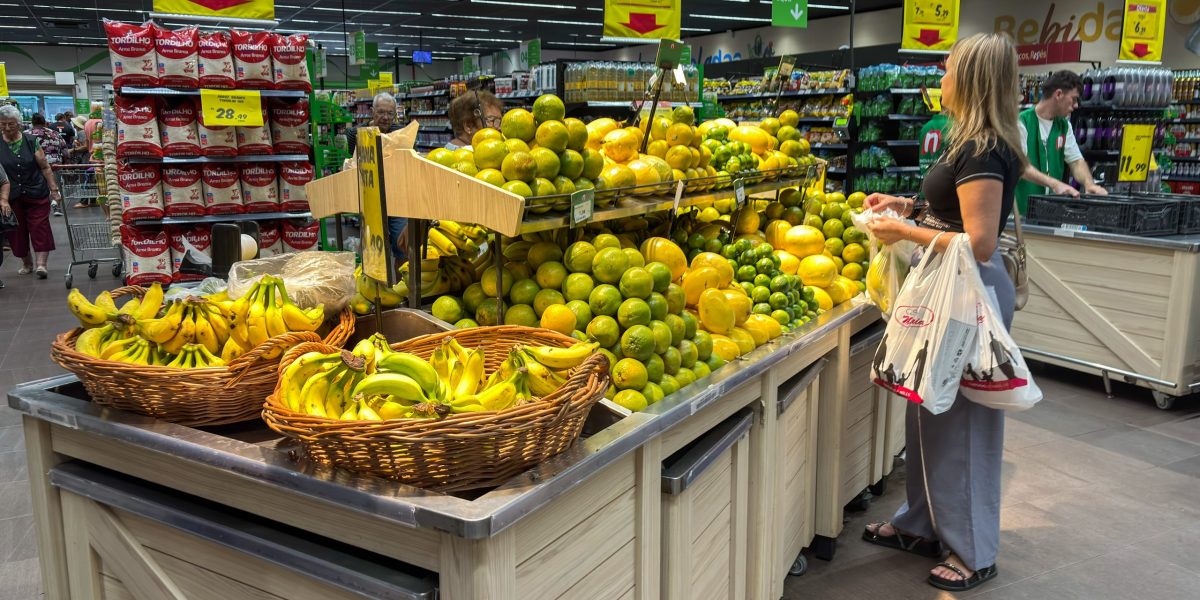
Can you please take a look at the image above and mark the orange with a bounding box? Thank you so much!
[778,109,800,128]
[593,233,622,250]
[735,209,761,234]
[553,176,576,195]
[501,151,537,183]
[471,127,504,148]
[666,122,694,147]
[563,241,598,273]
[647,115,671,140]
[540,304,577,335]
[426,148,455,167]
[580,148,605,180]
[535,120,570,153]
[729,125,769,155]
[528,147,561,179]
[841,242,866,264]
[645,261,673,293]
[626,158,662,194]
[647,139,669,158]
[665,145,693,170]
[453,160,477,176]
[532,288,565,317]
[474,139,509,170]
[563,272,595,301]
[586,117,620,149]
[500,108,536,142]
[612,389,648,411]
[475,168,505,187]
[532,94,566,123]
[710,334,742,360]
[535,261,568,290]
[587,314,620,347]
[597,163,637,194]
[620,325,656,361]
[564,117,588,151]
[612,358,649,391]
[504,304,539,327]
[558,149,584,179]
[798,255,838,288]
[671,105,695,125]
[504,138,530,154]
[784,225,825,257]
[591,247,630,284]
[481,266,513,299]
[619,267,655,299]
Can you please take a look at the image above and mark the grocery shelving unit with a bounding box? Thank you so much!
[850,88,934,195]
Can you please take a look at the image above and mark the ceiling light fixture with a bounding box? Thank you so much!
[309,7,418,16]
[391,24,489,33]
[432,13,528,22]
[472,0,575,8]
[809,3,851,9]
[464,37,520,43]
[538,19,600,26]
[681,27,711,32]
[691,14,772,22]
[546,41,612,47]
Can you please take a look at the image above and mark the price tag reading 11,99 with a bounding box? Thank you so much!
[734,179,747,207]
[199,89,264,127]
[1118,123,1155,182]
[570,189,595,226]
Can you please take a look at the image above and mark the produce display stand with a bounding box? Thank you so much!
[1011,225,1200,409]
[11,299,873,600]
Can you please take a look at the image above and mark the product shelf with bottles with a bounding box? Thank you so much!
[562,59,700,105]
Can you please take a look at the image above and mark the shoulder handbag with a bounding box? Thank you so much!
[998,209,1028,311]
[0,208,17,234]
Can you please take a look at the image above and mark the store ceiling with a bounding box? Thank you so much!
[0,0,900,59]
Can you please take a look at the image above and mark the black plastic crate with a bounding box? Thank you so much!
[1026,194,1180,236]
[1131,192,1200,235]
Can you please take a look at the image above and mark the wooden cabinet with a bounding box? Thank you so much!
[773,358,824,581]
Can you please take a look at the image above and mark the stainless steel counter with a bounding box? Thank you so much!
[1018,224,1200,253]
[10,300,874,540]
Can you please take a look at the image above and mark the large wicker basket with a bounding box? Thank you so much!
[261,326,612,492]
[50,286,355,427]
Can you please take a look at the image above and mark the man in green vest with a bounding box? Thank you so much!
[1015,70,1107,214]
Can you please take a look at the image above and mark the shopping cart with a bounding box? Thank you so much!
[53,163,122,289]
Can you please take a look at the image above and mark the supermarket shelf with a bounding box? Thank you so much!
[826,168,847,177]
[873,140,919,147]
[859,114,930,121]
[517,175,811,234]
[125,154,311,165]
[1170,156,1200,162]
[884,166,921,174]
[404,90,449,98]
[409,111,447,117]
[1171,119,1200,124]
[810,143,847,150]
[567,101,703,109]
[717,88,850,101]
[117,87,307,98]
[416,126,452,133]
[132,211,311,227]
[1076,104,1168,113]
[797,117,838,124]
[1163,175,1200,182]
[415,142,442,150]
[1177,138,1200,143]
[497,92,541,100]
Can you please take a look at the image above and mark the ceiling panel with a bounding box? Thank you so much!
[0,0,899,58]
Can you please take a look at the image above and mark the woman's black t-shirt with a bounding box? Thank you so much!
[920,139,1021,236]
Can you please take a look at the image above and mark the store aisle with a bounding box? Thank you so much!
[0,214,1198,599]
[784,369,1200,600]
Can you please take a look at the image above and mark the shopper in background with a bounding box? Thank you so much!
[77,103,105,209]
[445,90,503,150]
[0,105,60,280]
[28,114,67,216]
[859,32,1027,593]
[1015,70,1107,213]
[69,115,88,162]
[52,112,76,153]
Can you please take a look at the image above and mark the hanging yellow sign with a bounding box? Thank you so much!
[357,128,393,285]
[0,63,8,97]
[1118,0,1166,63]
[901,0,959,52]
[199,89,263,127]
[153,0,274,20]
[603,0,680,41]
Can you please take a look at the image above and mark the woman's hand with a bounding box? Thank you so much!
[864,193,913,216]
[0,198,10,216]
[49,189,62,202]
[867,216,912,245]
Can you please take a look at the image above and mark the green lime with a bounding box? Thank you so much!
[706,353,726,371]
[509,278,541,305]
[678,339,698,368]
[664,314,686,346]
[642,382,665,404]
[650,320,673,354]
[532,289,565,317]
[535,261,568,290]
[681,310,698,339]
[771,309,791,326]
[619,267,654,300]
[462,283,487,314]
[504,304,539,327]
[586,315,620,347]
[771,275,790,293]
[566,300,592,331]
[664,284,686,314]
[563,272,595,301]
[646,292,669,321]
[751,285,771,304]
[645,261,673,292]
[431,296,465,323]
[662,346,682,375]
[620,325,656,361]
[645,353,665,383]
[770,291,790,309]
[659,373,680,396]
[592,247,630,284]
[737,265,757,282]
[692,361,711,379]
[674,367,696,387]
[754,273,772,287]
[692,330,713,360]
[455,318,479,329]
[753,302,773,315]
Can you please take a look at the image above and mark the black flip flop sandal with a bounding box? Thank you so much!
[927,562,997,592]
[861,522,943,558]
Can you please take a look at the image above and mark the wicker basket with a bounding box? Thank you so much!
[51,286,355,427]
[261,326,612,492]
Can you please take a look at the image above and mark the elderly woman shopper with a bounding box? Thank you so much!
[0,104,60,279]
[859,33,1028,593]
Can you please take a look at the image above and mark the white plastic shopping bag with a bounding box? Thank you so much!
[852,208,917,319]
[871,233,978,415]
[960,273,1043,411]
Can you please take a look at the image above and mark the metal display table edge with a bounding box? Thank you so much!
[10,302,871,540]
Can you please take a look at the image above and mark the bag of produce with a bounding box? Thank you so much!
[227,251,356,314]
[852,207,916,319]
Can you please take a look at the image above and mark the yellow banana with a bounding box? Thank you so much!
[458,370,522,412]
[195,343,226,367]
[117,297,142,317]
[350,373,429,403]
[100,335,140,360]
[264,285,288,339]
[203,305,230,346]
[280,302,324,332]
[94,291,118,313]
[67,288,114,327]
[340,404,359,420]
[246,287,270,348]
[135,283,164,321]
[110,338,150,364]
[162,307,196,355]
[74,325,111,357]
[349,293,374,316]
[299,373,332,418]
[377,352,441,398]
[323,367,356,418]
[453,348,484,399]
[356,400,382,421]
[193,309,220,355]
[427,228,459,256]
[221,336,247,363]
[281,352,339,411]
[166,346,193,368]
[522,342,599,370]
[139,302,185,344]
[520,350,567,396]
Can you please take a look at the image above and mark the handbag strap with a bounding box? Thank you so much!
[1011,205,1024,247]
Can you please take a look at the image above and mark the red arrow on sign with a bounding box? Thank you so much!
[914,29,944,47]
[1130,43,1151,58]
[624,12,665,34]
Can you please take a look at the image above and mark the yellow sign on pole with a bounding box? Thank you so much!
[0,63,8,97]
[1118,0,1166,63]
[199,89,263,127]
[901,0,959,52]
[153,0,274,20]
[357,128,393,285]
[1118,124,1155,182]
[603,0,680,41]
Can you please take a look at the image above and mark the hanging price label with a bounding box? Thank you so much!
[734,178,747,207]
[911,0,954,24]
[199,89,263,127]
[1118,1,1166,62]
[672,180,686,214]
[1118,123,1155,182]
[570,189,595,226]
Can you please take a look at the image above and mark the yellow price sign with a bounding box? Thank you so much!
[922,88,943,113]
[911,0,954,25]
[0,63,8,97]
[902,0,959,51]
[199,89,263,127]
[1117,124,1155,182]
[357,128,393,285]
[1119,0,1166,62]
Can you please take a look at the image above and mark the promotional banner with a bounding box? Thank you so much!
[521,39,542,69]
[603,0,681,41]
[772,0,809,29]
[153,0,274,20]
[901,0,960,52]
[1118,0,1167,62]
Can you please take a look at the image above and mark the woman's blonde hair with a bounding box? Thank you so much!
[942,33,1029,172]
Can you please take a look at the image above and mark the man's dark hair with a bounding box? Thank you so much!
[31,113,46,126]
[1041,70,1084,99]
[53,112,62,121]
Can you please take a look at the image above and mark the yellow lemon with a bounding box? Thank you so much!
[798,254,838,288]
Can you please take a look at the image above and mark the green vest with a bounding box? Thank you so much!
[1015,108,1069,215]
[919,114,951,176]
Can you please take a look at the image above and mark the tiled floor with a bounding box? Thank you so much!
[1,208,1199,599]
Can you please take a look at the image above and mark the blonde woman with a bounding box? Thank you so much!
[859,33,1028,592]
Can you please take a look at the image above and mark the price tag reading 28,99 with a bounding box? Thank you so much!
[199,89,264,127]
[734,179,747,208]
[570,189,595,226]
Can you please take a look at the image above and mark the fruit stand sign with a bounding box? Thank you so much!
[603,0,680,41]
[655,39,686,70]
[734,179,747,208]
[1118,123,1155,182]
[199,89,263,127]
[772,1,808,29]
[0,63,7,97]
[901,0,959,52]
[1118,0,1166,63]
[357,128,394,286]
[570,189,595,227]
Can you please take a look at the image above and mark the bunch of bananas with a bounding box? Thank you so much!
[67,277,327,369]
[351,265,407,315]
[425,220,489,258]
[279,334,598,421]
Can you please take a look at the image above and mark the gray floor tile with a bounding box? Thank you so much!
[1011,437,1154,483]
[0,482,32,520]
[0,426,23,453]
[1146,413,1200,446]
[1160,453,1200,479]
[0,450,27,484]
[1127,524,1200,578]
[1072,424,1200,467]
[1007,398,1123,439]
[0,557,42,600]
[974,550,1200,600]
[0,515,32,562]
[999,453,1091,507]
[1002,418,1062,451]
[0,407,22,428]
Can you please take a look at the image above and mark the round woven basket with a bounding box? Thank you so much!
[51,286,355,427]
[261,325,612,492]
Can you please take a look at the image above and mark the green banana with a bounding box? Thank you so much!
[378,351,442,398]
